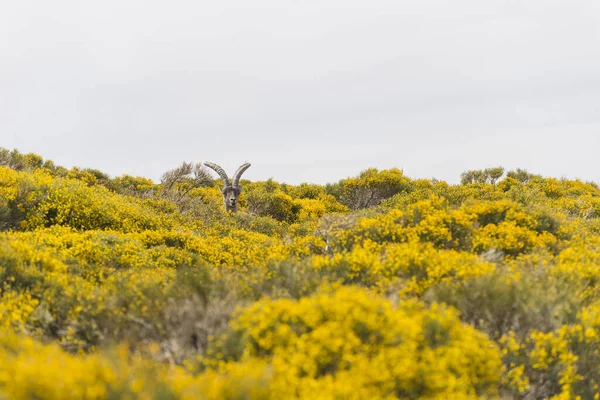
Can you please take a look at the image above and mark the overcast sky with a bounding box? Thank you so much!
[1,0,599,185]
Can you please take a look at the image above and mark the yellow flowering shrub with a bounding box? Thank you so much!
[500,303,600,399]
[330,197,559,258]
[551,237,600,301]
[0,166,19,201]
[204,286,502,399]
[0,167,178,232]
[4,151,600,398]
[312,240,494,294]
[0,290,39,331]
[329,167,413,210]
[0,332,184,399]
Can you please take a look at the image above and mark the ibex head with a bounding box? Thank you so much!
[204,162,251,212]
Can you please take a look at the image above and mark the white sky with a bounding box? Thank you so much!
[1,0,599,184]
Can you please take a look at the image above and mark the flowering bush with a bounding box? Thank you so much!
[204,286,502,399]
[2,152,600,399]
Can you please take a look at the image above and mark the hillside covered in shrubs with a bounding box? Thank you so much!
[2,148,600,399]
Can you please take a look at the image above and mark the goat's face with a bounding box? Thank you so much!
[222,186,241,210]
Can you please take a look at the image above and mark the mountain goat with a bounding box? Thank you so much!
[204,162,251,213]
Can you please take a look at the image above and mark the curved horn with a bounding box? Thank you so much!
[232,163,251,188]
[204,162,230,187]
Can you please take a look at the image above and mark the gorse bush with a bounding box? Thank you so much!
[2,147,600,399]
[326,167,414,210]
[201,287,503,399]
[0,168,176,231]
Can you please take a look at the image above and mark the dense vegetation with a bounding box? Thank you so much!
[2,147,600,399]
